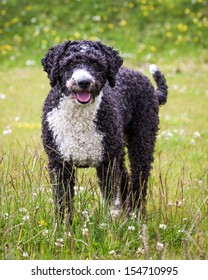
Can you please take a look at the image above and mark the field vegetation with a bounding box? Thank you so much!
[0,0,207,260]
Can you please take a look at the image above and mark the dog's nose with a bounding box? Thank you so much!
[78,78,91,89]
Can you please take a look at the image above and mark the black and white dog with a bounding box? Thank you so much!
[41,40,168,222]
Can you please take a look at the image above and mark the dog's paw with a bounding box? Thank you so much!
[149,64,159,74]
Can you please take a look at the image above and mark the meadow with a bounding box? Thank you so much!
[0,0,207,260]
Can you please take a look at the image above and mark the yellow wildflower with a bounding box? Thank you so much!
[74,32,81,39]
[128,2,134,8]
[108,23,114,29]
[150,45,157,52]
[184,8,190,14]
[1,9,6,16]
[119,19,127,27]
[38,220,47,227]
[99,27,104,33]
[51,30,57,36]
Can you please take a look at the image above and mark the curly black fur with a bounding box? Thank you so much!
[41,40,168,222]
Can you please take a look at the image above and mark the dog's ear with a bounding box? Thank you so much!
[98,43,123,87]
[41,41,71,87]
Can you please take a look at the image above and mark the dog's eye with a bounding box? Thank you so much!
[92,61,106,72]
[61,61,72,69]
[61,58,77,69]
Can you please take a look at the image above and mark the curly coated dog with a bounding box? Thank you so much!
[41,40,168,222]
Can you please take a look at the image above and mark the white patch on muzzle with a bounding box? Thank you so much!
[66,69,93,89]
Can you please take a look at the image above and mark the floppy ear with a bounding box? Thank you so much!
[41,41,71,87]
[98,42,123,87]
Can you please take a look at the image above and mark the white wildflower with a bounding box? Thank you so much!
[14,116,20,122]
[2,128,12,135]
[74,185,85,194]
[145,53,152,61]
[190,139,195,145]
[159,224,167,230]
[39,186,45,192]
[139,234,143,240]
[165,115,171,121]
[0,93,6,100]
[159,130,174,140]
[25,60,35,66]
[64,232,71,238]
[31,17,37,23]
[176,200,183,207]
[128,225,135,231]
[179,86,187,93]
[92,15,101,21]
[42,229,49,237]
[57,238,63,243]
[131,212,137,219]
[82,210,89,217]
[109,250,116,255]
[172,84,179,90]
[4,213,9,220]
[22,215,29,221]
[82,227,89,237]
[22,252,29,258]
[137,247,144,255]
[180,129,185,136]
[194,131,201,138]
[167,201,173,207]
[55,238,64,247]
[198,180,203,186]
[19,207,27,213]
[32,192,37,200]
[99,223,107,228]
[156,242,164,251]
[110,209,119,218]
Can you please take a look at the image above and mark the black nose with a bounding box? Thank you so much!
[78,78,91,89]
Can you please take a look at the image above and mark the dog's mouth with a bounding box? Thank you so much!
[76,92,91,104]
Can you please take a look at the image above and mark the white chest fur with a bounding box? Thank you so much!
[46,94,103,167]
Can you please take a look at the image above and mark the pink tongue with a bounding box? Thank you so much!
[76,92,91,103]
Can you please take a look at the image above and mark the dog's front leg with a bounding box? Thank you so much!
[96,157,129,213]
[96,160,118,204]
[49,160,75,224]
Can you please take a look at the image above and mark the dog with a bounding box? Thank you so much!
[41,40,168,222]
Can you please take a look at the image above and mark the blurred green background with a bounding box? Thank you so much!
[1,0,208,67]
[0,0,208,260]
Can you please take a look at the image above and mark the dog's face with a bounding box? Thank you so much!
[41,40,123,104]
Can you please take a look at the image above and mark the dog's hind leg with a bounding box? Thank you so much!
[49,160,75,224]
[127,141,152,217]
[126,116,158,217]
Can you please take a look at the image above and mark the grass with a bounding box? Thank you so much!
[0,58,207,260]
[1,0,208,67]
[0,0,207,260]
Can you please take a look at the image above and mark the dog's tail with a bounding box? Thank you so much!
[149,64,168,105]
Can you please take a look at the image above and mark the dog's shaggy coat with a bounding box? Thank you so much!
[41,40,168,222]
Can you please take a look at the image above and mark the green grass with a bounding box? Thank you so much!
[1,0,208,67]
[0,0,207,260]
[0,58,207,260]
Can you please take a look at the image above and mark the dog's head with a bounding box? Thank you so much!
[41,40,123,104]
